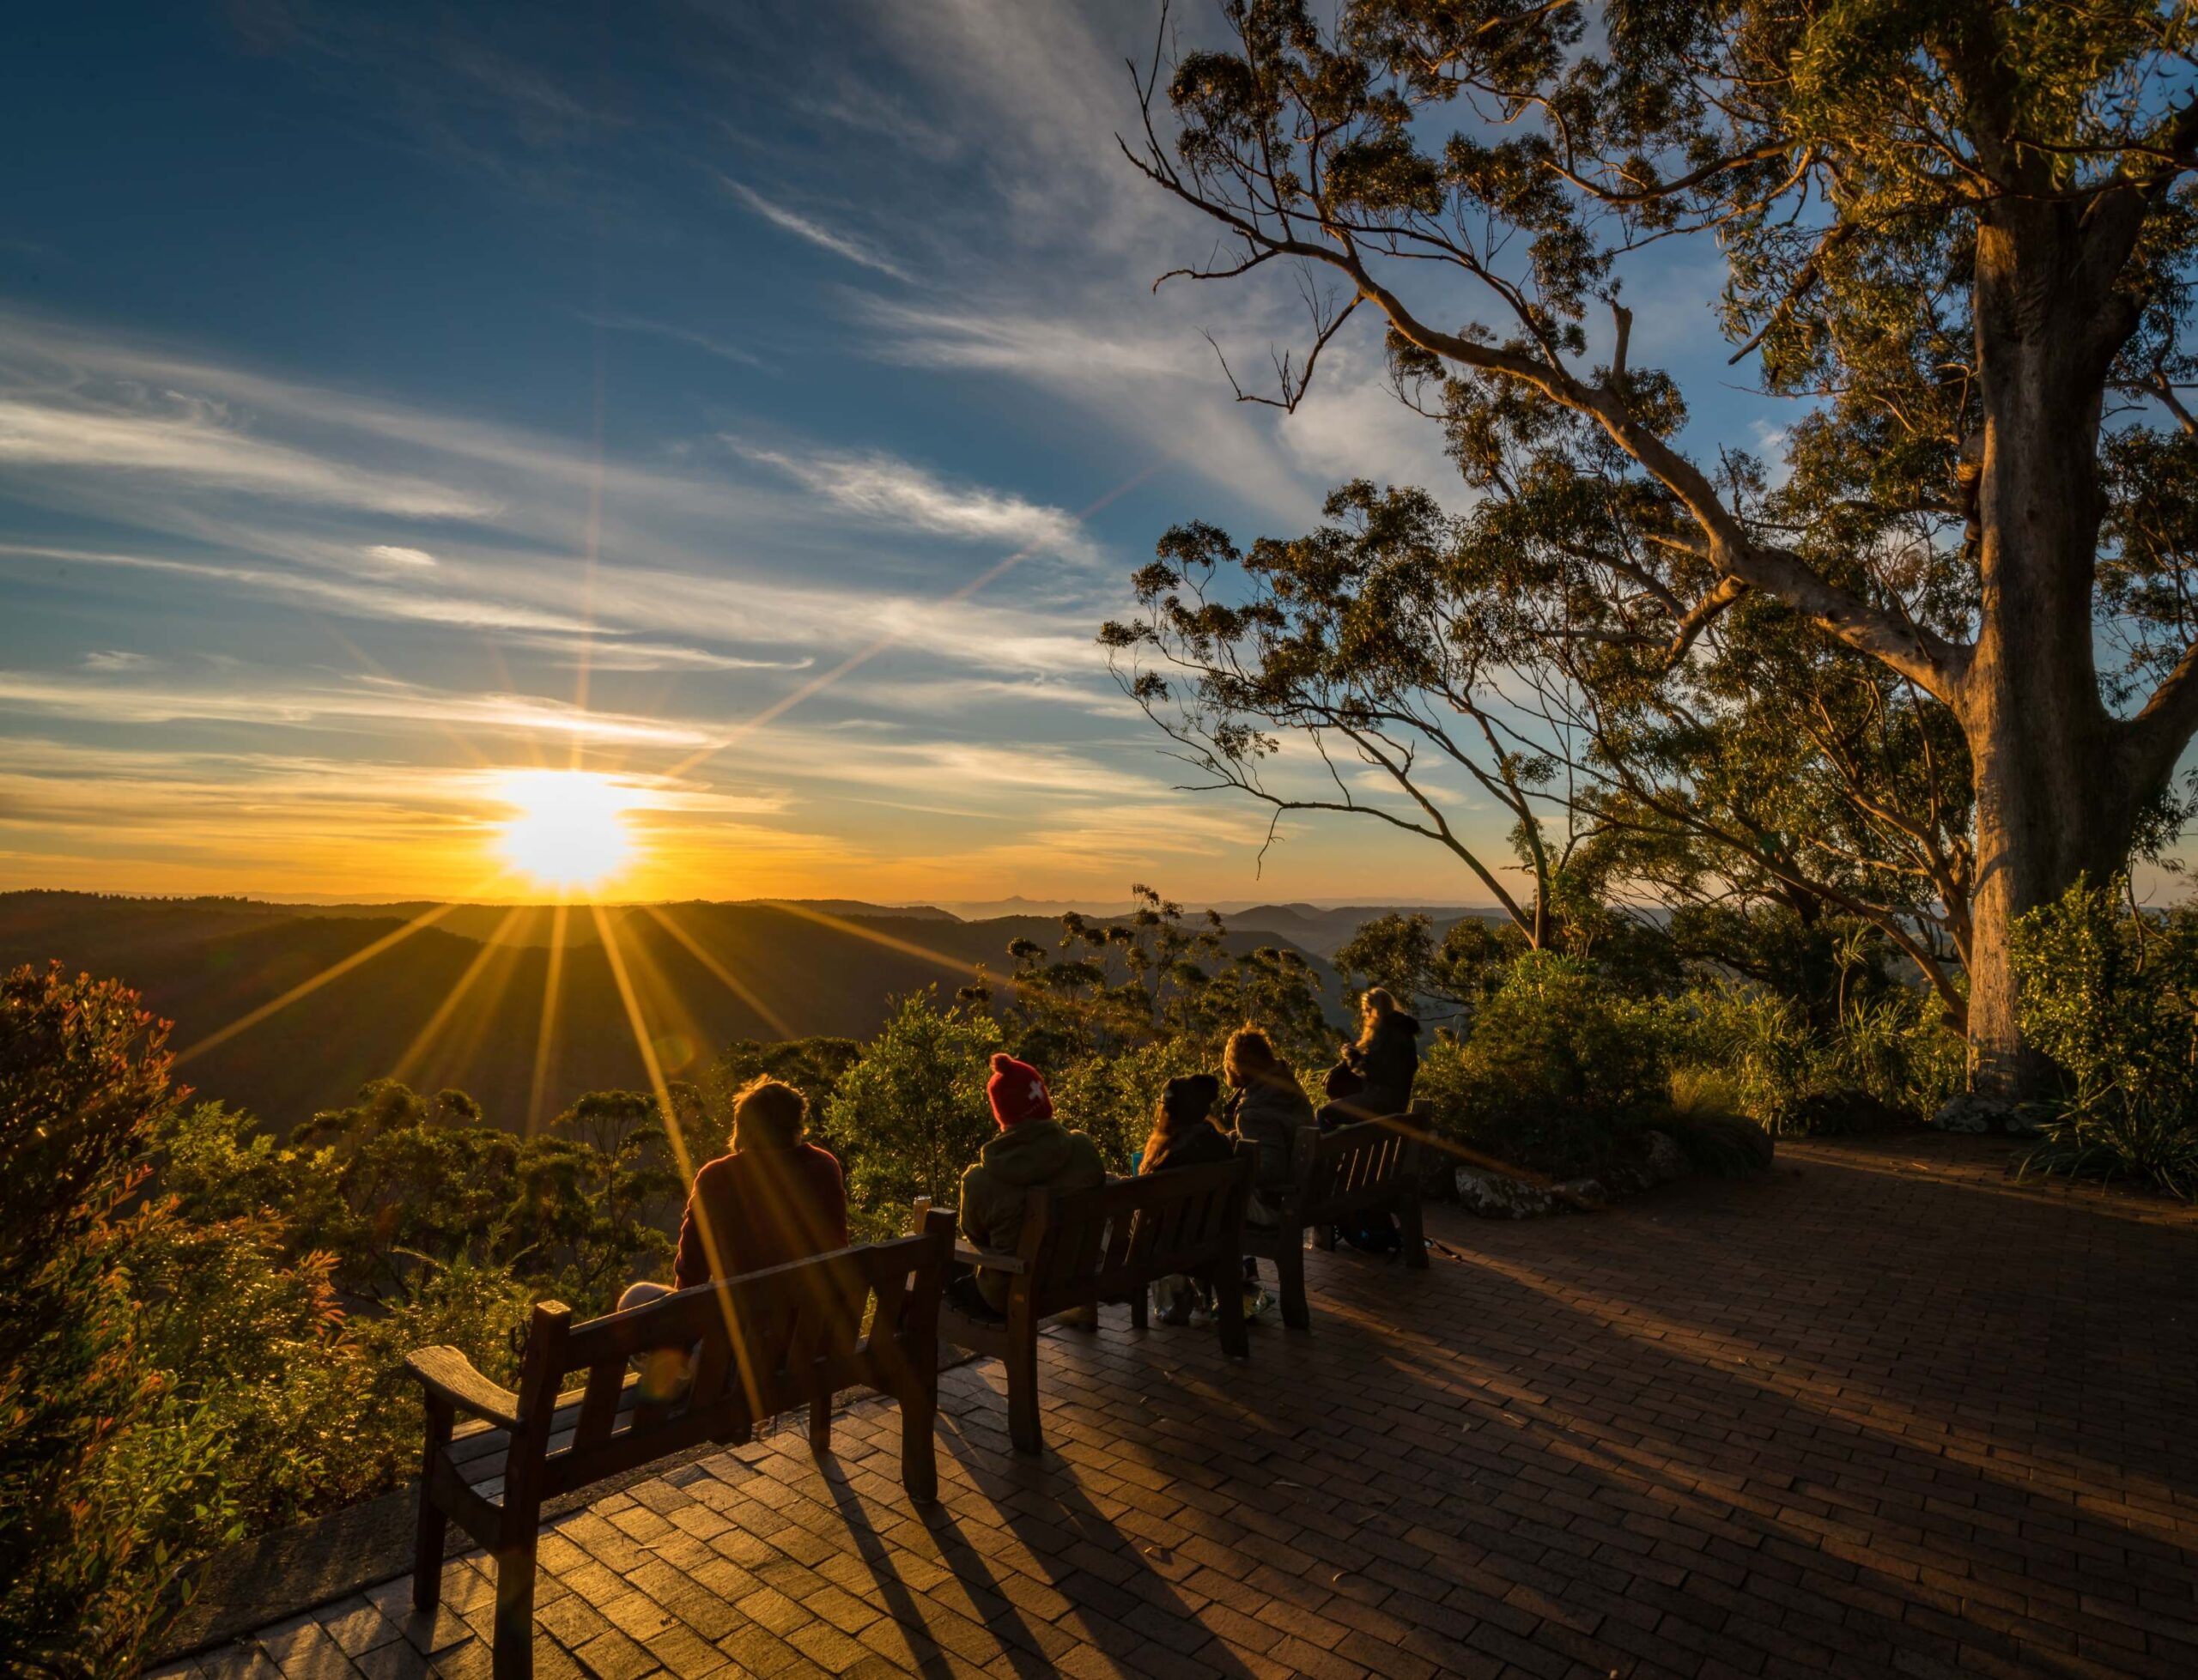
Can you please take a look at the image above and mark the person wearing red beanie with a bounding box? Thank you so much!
[956,1052,1104,1310]
[986,1052,1053,1129]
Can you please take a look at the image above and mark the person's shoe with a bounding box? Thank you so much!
[1241,1287,1275,1325]
[1158,1296,1193,1327]
[1058,1305,1098,1331]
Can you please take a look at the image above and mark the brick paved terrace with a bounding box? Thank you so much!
[158,1136,2197,1680]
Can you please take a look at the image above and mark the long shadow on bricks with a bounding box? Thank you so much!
[936,1395,1262,1680]
[816,1457,962,1680]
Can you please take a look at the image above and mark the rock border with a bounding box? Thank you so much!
[1450,1126,1695,1219]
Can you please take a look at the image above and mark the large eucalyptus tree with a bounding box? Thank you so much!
[1113,0,2198,1095]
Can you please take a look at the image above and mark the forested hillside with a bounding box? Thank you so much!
[0,893,1340,1125]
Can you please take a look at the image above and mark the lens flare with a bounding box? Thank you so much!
[492,769,638,890]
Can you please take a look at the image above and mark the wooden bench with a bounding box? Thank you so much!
[404,1211,954,1680]
[939,1153,1254,1454]
[1242,1102,1431,1329]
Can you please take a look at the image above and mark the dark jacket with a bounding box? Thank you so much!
[958,1119,1107,1308]
[672,1142,848,1291]
[1331,1010,1421,1124]
[1226,1069,1315,1192]
[1139,1117,1236,1176]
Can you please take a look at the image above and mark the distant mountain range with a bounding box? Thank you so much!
[929,899,1507,958]
[1,892,1478,1130]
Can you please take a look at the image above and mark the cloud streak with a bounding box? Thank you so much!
[720,178,913,282]
[739,443,1096,563]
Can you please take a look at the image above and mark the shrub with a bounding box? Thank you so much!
[1418,954,1669,1180]
[2010,876,2198,1197]
[1670,981,1960,1135]
[0,964,185,1675]
[705,1037,859,1131]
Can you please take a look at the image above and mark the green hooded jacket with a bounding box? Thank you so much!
[957,1118,1106,1307]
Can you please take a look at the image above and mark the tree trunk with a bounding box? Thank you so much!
[1962,722,2134,1099]
[1961,212,2140,1099]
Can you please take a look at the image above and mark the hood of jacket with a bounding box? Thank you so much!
[1234,1068,1313,1122]
[976,1117,1085,1186]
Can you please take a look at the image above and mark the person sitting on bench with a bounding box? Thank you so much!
[1221,1026,1315,1294]
[1318,987,1422,1130]
[954,1053,1104,1316]
[617,1076,848,1397]
[1139,1073,1234,1325]
[1317,989,1422,1255]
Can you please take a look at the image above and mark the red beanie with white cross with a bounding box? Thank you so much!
[987,1052,1053,1130]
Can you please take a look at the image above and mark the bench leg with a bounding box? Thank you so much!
[1275,1235,1310,1331]
[900,1385,938,1504]
[1130,1284,1148,1331]
[809,1392,834,1456]
[491,1542,537,1680]
[1005,1310,1042,1455]
[1209,1264,1249,1360]
[1312,1222,1337,1252]
[413,1397,452,1614]
[1401,1194,1429,1270]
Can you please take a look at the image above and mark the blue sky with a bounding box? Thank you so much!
[0,1,1770,906]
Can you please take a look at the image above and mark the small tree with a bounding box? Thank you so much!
[822,992,1004,1240]
[705,1037,860,1131]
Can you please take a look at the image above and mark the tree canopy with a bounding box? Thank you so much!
[1107,0,2198,1093]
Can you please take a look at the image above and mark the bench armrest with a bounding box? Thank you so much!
[405,1345,524,1430]
[953,1242,1026,1276]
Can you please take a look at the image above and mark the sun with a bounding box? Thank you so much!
[492,770,640,891]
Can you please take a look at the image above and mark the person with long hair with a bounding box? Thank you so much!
[1222,1025,1314,1214]
[1222,1024,1315,1301]
[617,1076,850,1398]
[1139,1072,1233,1176]
[1319,986,1422,1129]
[1138,1073,1237,1324]
[1317,988,1422,1256]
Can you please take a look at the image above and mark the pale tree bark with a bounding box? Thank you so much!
[1956,191,2181,1097]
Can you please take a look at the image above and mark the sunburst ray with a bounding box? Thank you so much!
[591,901,766,1417]
[638,902,795,1040]
[176,897,472,1066]
[390,902,531,1088]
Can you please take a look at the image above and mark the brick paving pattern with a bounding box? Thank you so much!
[160,1136,2198,1678]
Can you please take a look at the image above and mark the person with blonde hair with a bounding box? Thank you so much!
[1319,986,1421,1129]
[1317,987,1423,1255]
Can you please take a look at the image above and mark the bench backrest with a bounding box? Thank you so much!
[1292,1101,1430,1221]
[1018,1153,1253,1310]
[506,1210,952,1495]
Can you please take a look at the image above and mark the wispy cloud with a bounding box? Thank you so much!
[581,311,766,367]
[720,178,912,282]
[738,443,1096,563]
[0,395,493,518]
[366,543,438,567]
[0,668,714,747]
